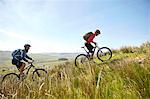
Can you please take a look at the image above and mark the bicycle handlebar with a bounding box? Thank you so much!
[28,60,34,65]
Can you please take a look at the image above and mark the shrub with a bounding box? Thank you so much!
[120,46,134,53]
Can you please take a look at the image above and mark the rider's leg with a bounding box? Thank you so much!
[12,59,25,76]
[19,63,25,75]
[85,43,94,59]
[85,43,94,52]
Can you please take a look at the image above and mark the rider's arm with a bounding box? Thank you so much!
[92,42,97,45]
[25,54,32,60]
[22,57,29,62]
[22,55,33,64]
[21,51,32,63]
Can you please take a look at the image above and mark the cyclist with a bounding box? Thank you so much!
[12,44,33,76]
[83,29,101,58]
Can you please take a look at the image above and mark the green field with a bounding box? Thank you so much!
[0,42,150,98]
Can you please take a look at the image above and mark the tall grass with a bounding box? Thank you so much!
[0,42,150,98]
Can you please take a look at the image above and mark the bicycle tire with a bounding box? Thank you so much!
[32,69,47,82]
[97,47,112,62]
[75,54,90,68]
[2,73,20,83]
[1,73,20,96]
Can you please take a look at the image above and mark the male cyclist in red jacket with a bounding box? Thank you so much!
[83,29,101,57]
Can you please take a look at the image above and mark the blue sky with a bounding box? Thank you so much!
[0,0,149,53]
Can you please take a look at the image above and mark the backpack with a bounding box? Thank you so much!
[83,32,93,41]
[12,49,23,60]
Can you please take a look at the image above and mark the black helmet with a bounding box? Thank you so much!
[24,44,31,47]
[95,29,100,34]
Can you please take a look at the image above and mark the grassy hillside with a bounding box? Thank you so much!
[0,42,150,98]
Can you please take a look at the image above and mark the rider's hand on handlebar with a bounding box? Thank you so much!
[31,59,34,63]
[28,61,32,64]
[28,60,34,64]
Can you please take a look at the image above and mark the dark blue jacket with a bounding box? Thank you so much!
[12,49,32,62]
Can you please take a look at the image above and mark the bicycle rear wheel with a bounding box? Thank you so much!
[97,47,112,62]
[32,69,47,82]
[75,54,90,68]
[1,73,20,96]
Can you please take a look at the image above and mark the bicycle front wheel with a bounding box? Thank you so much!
[75,54,90,68]
[97,47,112,62]
[32,69,47,82]
[1,73,20,96]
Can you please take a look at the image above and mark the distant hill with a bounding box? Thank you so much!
[0,51,11,64]
[0,51,79,64]
[0,51,11,59]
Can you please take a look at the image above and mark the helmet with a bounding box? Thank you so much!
[24,44,31,48]
[95,29,100,34]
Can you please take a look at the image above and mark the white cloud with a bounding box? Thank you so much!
[0,28,33,51]
[0,28,31,41]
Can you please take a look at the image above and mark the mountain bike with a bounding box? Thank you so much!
[75,43,112,67]
[1,62,47,96]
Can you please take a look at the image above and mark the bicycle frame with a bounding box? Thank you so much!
[1,62,47,86]
[24,63,36,76]
[81,44,100,57]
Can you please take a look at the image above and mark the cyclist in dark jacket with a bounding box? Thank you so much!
[12,44,33,76]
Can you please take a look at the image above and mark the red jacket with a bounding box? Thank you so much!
[87,33,96,44]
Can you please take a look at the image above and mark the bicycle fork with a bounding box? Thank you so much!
[36,71,41,77]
